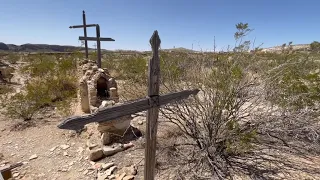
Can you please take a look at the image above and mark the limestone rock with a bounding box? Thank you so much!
[60,144,70,150]
[98,68,104,73]
[80,79,90,113]
[105,166,117,176]
[92,65,98,72]
[102,162,114,170]
[97,173,108,180]
[49,146,57,152]
[97,115,132,134]
[103,143,134,157]
[86,140,97,150]
[120,166,137,176]
[99,100,115,109]
[109,87,119,102]
[29,154,38,160]
[89,148,104,161]
[108,78,118,89]
[101,132,111,146]
[13,172,20,178]
[123,175,135,180]
[116,173,126,180]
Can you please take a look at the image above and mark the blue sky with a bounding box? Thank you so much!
[0,0,319,51]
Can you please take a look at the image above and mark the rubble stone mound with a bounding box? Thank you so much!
[79,59,133,145]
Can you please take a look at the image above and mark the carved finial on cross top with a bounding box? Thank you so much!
[150,30,161,51]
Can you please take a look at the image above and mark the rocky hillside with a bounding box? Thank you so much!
[0,42,97,52]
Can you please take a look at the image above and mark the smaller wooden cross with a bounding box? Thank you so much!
[58,31,199,180]
[69,11,115,68]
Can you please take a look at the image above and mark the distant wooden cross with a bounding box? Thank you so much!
[69,10,115,68]
[57,30,199,180]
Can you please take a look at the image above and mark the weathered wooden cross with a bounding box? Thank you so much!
[57,31,199,180]
[69,10,115,68]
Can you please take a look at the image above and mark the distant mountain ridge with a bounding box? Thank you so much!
[0,42,101,52]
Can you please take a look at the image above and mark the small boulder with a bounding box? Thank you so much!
[86,140,97,150]
[123,175,135,180]
[116,173,126,180]
[120,165,137,176]
[29,154,38,160]
[105,166,117,176]
[89,148,104,161]
[60,144,70,150]
[102,162,114,170]
[101,132,111,145]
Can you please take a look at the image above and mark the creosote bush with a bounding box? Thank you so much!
[7,52,20,64]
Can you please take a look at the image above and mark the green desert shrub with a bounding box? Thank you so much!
[7,53,20,64]
[6,54,78,120]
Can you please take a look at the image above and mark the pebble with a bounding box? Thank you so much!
[83,169,89,175]
[117,173,126,180]
[77,147,84,153]
[102,162,114,170]
[29,154,38,160]
[89,148,104,161]
[63,152,68,156]
[60,144,70,150]
[13,172,20,178]
[86,140,98,150]
[50,146,57,152]
[105,166,117,176]
[123,175,135,180]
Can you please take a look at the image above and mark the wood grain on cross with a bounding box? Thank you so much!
[144,30,161,180]
[57,30,199,180]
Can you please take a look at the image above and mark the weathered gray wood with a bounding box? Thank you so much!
[79,37,115,41]
[57,89,199,130]
[82,11,89,58]
[144,30,161,180]
[69,11,114,67]
[96,25,102,68]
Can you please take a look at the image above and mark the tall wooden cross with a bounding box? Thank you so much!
[57,31,199,180]
[69,11,115,68]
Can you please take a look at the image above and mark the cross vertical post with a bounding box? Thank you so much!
[82,10,89,58]
[144,30,161,180]
[96,25,102,68]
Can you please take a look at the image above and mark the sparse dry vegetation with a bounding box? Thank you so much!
[4,53,78,121]
[0,22,320,179]
[97,23,320,179]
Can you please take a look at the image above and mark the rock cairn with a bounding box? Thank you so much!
[79,59,133,150]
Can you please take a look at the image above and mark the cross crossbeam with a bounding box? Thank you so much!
[58,89,199,130]
[79,37,115,41]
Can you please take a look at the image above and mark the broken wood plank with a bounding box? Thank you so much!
[57,89,199,130]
